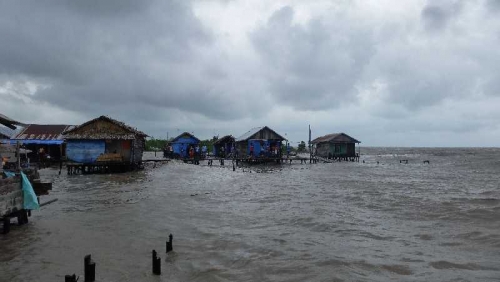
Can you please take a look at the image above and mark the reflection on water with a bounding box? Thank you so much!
[1,148,500,281]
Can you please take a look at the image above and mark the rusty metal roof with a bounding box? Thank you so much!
[311,133,361,144]
[13,124,73,141]
[63,116,148,140]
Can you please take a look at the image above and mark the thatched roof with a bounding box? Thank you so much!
[311,133,360,144]
[63,116,148,140]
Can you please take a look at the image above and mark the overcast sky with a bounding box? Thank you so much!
[1,0,499,146]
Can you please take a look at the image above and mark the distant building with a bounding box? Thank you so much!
[63,116,148,166]
[213,135,235,158]
[235,126,286,158]
[11,124,74,162]
[311,133,360,160]
[170,132,200,159]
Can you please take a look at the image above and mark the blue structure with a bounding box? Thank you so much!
[170,132,200,159]
[66,140,105,163]
[63,116,148,166]
[235,126,286,159]
[10,124,74,162]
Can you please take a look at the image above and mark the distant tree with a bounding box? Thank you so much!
[145,138,168,151]
[200,139,216,154]
[297,141,306,152]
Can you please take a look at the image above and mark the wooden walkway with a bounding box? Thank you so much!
[181,156,319,166]
[66,162,136,175]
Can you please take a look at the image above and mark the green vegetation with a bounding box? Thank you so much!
[145,138,169,151]
[297,141,306,152]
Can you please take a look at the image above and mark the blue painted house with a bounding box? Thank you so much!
[235,126,286,159]
[63,116,148,165]
[170,132,200,159]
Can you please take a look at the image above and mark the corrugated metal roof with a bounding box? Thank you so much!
[311,133,361,144]
[13,124,73,141]
[235,127,264,142]
[171,132,200,142]
[0,126,17,139]
[64,116,148,139]
[0,113,26,129]
[235,126,286,142]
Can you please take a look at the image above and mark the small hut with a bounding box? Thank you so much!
[170,132,200,159]
[235,126,286,159]
[11,124,73,163]
[212,135,235,158]
[311,133,360,160]
[63,116,148,167]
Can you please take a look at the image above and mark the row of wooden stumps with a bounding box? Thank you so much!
[2,209,30,234]
[64,235,173,280]
[153,234,174,275]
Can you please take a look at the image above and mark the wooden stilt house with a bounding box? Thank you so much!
[213,135,235,158]
[311,133,360,161]
[235,126,286,159]
[170,132,200,159]
[63,116,148,169]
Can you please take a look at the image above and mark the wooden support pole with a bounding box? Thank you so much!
[16,141,21,171]
[166,234,173,253]
[2,217,10,234]
[84,254,96,282]
[65,274,78,282]
[152,250,161,275]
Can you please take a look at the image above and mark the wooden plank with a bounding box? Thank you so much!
[0,178,23,217]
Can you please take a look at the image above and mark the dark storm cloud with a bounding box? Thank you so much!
[250,6,374,110]
[421,1,464,32]
[0,0,252,121]
[486,0,500,12]
[421,5,449,30]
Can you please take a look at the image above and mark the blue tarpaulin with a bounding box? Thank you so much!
[66,140,105,163]
[8,140,63,145]
[21,172,39,210]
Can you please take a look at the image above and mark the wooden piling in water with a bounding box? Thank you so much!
[152,250,161,275]
[84,254,96,282]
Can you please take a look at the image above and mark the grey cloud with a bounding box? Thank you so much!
[250,6,374,111]
[0,0,256,122]
[421,5,449,31]
[486,0,500,12]
[421,1,463,32]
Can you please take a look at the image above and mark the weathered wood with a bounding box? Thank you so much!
[0,177,23,217]
[32,180,52,196]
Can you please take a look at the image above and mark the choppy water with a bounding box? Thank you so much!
[1,148,500,281]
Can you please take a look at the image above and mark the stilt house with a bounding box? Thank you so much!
[170,132,200,159]
[63,116,148,166]
[11,124,73,163]
[235,126,286,158]
[311,133,360,159]
[213,135,235,158]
